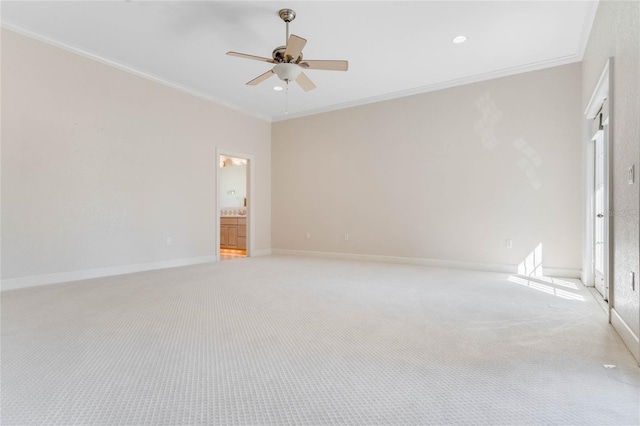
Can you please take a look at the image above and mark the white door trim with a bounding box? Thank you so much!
[592,123,609,299]
[215,148,255,261]
[583,58,611,318]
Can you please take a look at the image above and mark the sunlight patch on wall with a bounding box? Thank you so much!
[517,243,543,276]
[513,138,543,190]
[474,92,503,150]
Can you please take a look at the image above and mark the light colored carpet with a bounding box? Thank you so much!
[2,255,639,425]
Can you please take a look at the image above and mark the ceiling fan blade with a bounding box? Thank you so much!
[299,60,349,71]
[295,72,316,92]
[227,51,275,63]
[284,34,307,61]
[246,70,275,86]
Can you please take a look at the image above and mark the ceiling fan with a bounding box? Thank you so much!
[226,9,348,92]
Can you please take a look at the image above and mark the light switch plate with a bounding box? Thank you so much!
[629,165,635,184]
[631,271,636,291]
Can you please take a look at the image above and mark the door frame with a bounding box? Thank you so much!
[215,148,255,261]
[583,58,612,320]
[592,117,609,299]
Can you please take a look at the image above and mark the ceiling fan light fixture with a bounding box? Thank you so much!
[273,63,302,82]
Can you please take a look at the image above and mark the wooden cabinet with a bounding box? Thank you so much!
[220,217,246,250]
[220,226,228,246]
[237,218,246,249]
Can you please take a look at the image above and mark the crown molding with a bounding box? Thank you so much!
[3,0,598,125]
[1,23,272,123]
[272,53,582,122]
[577,0,600,60]
[272,1,598,122]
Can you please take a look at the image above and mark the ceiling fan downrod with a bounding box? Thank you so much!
[279,9,296,44]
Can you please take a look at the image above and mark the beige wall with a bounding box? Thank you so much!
[272,63,582,272]
[582,0,640,339]
[1,29,271,280]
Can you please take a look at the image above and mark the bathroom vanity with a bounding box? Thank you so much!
[220,217,246,249]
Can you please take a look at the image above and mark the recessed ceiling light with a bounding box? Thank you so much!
[273,86,283,91]
[452,35,468,44]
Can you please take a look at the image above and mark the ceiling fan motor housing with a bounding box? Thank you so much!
[272,46,302,63]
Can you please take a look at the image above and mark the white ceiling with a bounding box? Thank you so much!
[1,1,598,121]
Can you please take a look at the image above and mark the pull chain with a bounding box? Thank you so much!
[285,80,289,115]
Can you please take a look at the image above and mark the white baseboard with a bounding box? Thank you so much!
[270,249,581,278]
[252,248,272,257]
[581,270,594,287]
[1,255,215,291]
[544,267,582,279]
[2,248,581,291]
[611,308,640,363]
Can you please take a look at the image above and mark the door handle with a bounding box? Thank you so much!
[597,213,604,218]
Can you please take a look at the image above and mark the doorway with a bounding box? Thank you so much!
[592,116,608,300]
[216,149,254,261]
[584,58,611,316]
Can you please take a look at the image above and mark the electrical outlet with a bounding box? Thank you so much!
[167,237,172,245]
[505,239,513,248]
[344,234,349,241]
